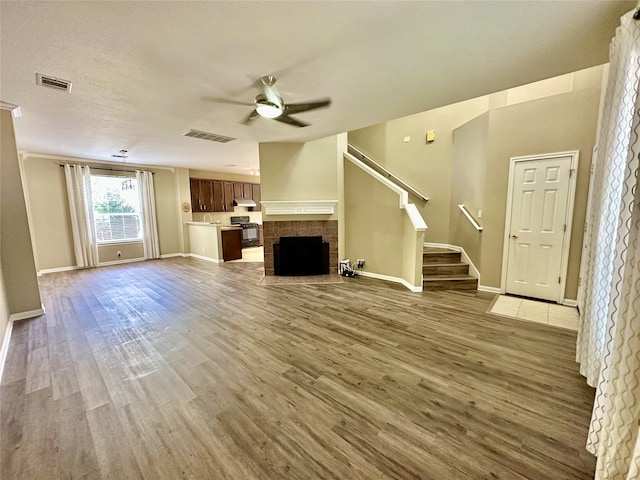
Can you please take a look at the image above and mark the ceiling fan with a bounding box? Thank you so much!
[241,75,331,128]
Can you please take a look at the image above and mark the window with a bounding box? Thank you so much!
[91,175,142,243]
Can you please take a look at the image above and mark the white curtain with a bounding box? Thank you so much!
[136,170,160,259]
[64,164,99,267]
[576,10,640,480]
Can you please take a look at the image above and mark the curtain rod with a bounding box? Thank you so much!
[59,165,154,175]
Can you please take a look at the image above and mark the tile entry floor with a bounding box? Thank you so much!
[488,294,579,331]
[228,246,264,263]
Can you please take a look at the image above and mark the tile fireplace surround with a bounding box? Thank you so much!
[263,220,338,276]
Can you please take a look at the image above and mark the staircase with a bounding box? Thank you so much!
[422,247,478,291]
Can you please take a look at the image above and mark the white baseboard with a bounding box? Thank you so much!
[98,257,146,267]
[358,271,423,292]
[458,250,479,280]
[9,306,45,322]
[1,304,46,384]
[38,265,78,276]
[478,285,502,294]
[39,254,186,275]
[188,253,224,264]
[563,299,578,307]
[0,319,13,385]
[424,242,460,251]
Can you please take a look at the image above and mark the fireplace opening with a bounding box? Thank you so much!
[273,236,330,276]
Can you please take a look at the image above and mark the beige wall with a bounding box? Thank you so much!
[98,243,144,263]
[348,123,387,163]
[349,96,491,243]
[21,156,76,269]
[402,215,425,288]
[175,167,192,253]
[348,65,603,299]
[0,261,10,358]
[188,224,222,261]
[0,110,42,315]
[480,88,600,298]
[450,113,490,269]
[21,156,182,270]
[344,160,404,279]
[188,170,260,183]
[259,136,339,222]
[150,169,181,256]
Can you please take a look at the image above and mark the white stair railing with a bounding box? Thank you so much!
[458,204,483,231]
[347,144,429,203]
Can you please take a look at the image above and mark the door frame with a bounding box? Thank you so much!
[500,150,579,304]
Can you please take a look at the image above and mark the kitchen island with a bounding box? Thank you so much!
[186,222,243,262]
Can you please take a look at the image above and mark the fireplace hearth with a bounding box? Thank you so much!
[263,220,338,276]
[274,236,330,276]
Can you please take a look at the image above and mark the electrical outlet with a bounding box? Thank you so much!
[116,250,122,258]
[356,259,365,269]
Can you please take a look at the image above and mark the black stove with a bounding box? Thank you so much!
[230,216,260,247]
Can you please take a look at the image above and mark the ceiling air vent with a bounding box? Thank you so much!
[36,73,73,92]
[182,129,235,143]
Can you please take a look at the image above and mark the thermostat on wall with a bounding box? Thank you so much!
[426,131,436,143]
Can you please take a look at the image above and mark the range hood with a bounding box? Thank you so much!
[233,197,257,208]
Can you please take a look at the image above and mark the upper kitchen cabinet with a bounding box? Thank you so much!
[212,180,224,212]
[211,180,235,212]
[223,181,234,212]
[190,177,261,212]
[242,183,253,199]
[233,182,254,199]
[190,178,214,212]
[251,184,261,211]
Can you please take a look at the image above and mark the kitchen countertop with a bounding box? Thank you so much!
[184,222,241,230]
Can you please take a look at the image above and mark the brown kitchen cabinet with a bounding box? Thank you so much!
[221,229,242,261]
[251,184,261,211]
[212,180,224,212]
[223,181,234,212]
[258,225,263,246]
[190,178,213,212]
[233,182,253,199]
[190,178,261,212]
[210,180,235,212]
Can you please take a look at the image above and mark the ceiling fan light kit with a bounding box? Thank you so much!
[237,75,331,128]
[255,94,283,119]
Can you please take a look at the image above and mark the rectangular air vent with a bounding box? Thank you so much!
[182,129,235,143]
[36,73,72,92]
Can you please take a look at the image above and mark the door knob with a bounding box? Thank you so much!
[511,235,518,239]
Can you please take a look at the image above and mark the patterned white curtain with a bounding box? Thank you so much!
[576,10,640,479]
[136,170,160,259]
[63,164,99,267]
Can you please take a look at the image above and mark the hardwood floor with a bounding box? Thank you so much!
[1,258,596,479]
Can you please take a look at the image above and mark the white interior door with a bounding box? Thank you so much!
[505,155,573,302]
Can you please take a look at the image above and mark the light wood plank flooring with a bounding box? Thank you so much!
[1,257,596,479]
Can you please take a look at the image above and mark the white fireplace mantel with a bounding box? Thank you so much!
[260,200,338,215]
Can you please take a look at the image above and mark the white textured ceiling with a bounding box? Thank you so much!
[0,1,634,174]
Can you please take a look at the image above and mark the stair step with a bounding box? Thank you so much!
[422,275,478,291]
[422,251,461,263]
[422,262,469,275]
